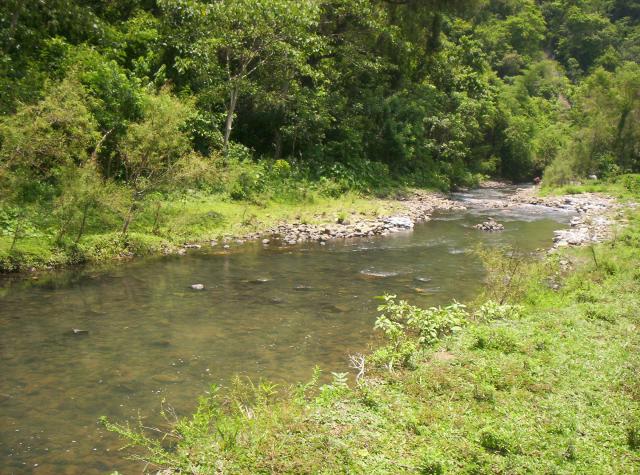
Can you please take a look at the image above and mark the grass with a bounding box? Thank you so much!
[0,190,402,272]
[540,173,640,201]
[104,186,640,474]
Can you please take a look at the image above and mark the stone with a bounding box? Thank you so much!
[383,216,414,229]
[152,374,183,384]
[474,218,504,232]
[190,284,205,290]
[262,238,270,245]
[183,243,201,249]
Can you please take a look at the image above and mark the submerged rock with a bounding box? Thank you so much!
[190,284,205,290]
[293,284,313,291]
[152,374,183,384]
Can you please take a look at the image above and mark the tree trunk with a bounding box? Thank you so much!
[121,201,136,236]
[274,129,282,159]
[223,86,240,156]
[75,202,90,244]
[152,202,162,235]
[9,219,22,252]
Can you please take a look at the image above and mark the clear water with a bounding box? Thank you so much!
[0,188,572,474]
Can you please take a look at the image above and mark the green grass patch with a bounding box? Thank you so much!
[0,190,401,272]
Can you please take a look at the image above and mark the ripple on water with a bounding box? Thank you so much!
[359,269,399,278]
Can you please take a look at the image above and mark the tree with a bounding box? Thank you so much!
[159,0,323,154]
[117,88,194,234]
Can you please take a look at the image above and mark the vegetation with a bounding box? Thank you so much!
[1,0,639,271]
[103,183,640,473]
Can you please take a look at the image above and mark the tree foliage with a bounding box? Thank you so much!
[0,0,639,250]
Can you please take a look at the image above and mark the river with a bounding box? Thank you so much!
[0,187,573,474]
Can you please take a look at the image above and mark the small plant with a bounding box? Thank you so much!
[376,295,467,347]
[476,246,531,304]
[472,327,520,354]
[373,295,467,370]
[479,427,517,455]
[473,383,497,403]
[318,372,350,402]
[628,424,640,451]
[583,304,618,323]
[474,300,523,322]
[417,449,445,474]
[563,441,577,461]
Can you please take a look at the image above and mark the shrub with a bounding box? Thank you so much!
[376,295,468,347]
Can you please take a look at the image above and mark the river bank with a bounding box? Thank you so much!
[179,183,635,253]
[0,182,630,274]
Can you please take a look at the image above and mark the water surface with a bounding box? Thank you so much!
[0,188,572,474]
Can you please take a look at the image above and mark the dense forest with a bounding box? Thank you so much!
[1,0,639,270]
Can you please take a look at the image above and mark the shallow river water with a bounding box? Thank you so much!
[0,188,573,474]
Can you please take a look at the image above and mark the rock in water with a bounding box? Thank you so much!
[474,218,504,232]
[383,216,414,229]
[71,329,89,336]
[190,284,205,290]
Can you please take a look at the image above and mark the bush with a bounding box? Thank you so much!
[620,174,640,196]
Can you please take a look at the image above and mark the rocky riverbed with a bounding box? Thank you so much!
[186,191,466,249]
[462,184,634,249]
[179,185,633,252]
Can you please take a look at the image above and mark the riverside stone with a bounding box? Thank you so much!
[474,218,504,232]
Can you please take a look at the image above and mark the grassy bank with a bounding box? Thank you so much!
[0,190,402,273]
[104,186,640,474]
